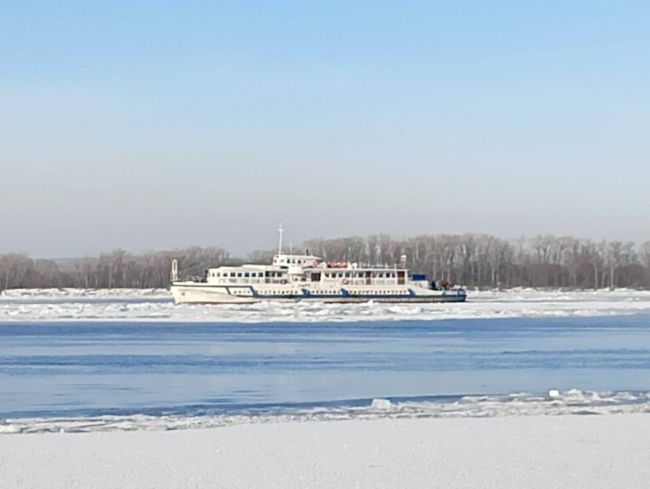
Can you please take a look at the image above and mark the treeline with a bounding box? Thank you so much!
[1,234,650,290]
[0,247,229,290]
[302,234,650,290]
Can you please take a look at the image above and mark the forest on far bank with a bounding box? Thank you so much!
[1,234,650,291]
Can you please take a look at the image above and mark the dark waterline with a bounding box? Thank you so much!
[2,314,650,419]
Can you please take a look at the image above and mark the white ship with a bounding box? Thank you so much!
[170,229,467,305]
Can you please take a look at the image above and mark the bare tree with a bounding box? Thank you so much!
[2,235,650,290]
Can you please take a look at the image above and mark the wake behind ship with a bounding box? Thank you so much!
[170,232,466,305]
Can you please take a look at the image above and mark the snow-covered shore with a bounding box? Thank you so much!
[2,414,649,489]
[2,287,650,323]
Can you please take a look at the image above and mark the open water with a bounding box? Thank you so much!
[2,311,650,432]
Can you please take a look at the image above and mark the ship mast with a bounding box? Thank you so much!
[277,223,284,254]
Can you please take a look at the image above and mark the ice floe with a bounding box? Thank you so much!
[1,288,650,323]
[3,389,650,434]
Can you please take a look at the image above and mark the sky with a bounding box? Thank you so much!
[1,1,649,257]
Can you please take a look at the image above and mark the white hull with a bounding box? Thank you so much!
[171,283,467,304]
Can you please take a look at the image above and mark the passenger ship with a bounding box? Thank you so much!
[170,230,467,305]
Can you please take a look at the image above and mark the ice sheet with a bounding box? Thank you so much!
[3,389,650,434]
[1,288,650,322]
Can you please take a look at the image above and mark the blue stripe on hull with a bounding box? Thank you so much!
[172,283,466,302]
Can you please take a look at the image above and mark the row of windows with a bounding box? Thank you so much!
[277,258,306,265]
[347,290,408,295]
[212,270,398,280]
[212,271,269,278]
[322,272,397,279]
[231,289,407,296]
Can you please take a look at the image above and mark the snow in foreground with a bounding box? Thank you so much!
[1,288,650,322]
[1,414,649,489]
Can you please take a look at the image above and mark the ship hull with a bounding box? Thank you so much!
[171,283,467,305]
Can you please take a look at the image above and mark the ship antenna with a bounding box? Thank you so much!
[278,223,284,254]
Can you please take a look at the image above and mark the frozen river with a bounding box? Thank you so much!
[1,289,650,433]
[2,287,650,322]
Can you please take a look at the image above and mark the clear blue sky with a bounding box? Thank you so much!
[2,1,649,257]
